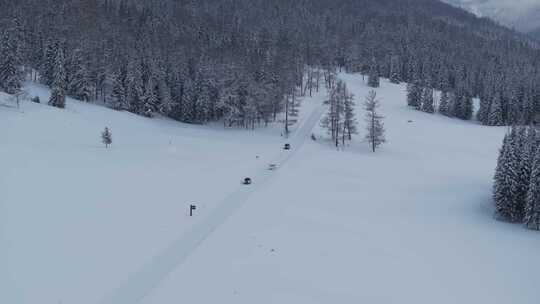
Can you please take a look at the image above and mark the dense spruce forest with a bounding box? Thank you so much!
[1,0,539,127]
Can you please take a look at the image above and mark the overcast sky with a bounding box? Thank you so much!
[443,0,540,32]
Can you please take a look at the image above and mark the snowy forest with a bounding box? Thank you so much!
[1,0,540,127]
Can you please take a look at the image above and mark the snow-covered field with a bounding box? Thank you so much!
[2,74,539,304]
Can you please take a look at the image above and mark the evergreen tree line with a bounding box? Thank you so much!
[407,81,473,120]
[493,126,540,230]
[1,0,540,127]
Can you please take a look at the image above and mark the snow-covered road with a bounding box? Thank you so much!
[100,102,325,304]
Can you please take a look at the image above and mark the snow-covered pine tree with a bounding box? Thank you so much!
[40,40,59,87]
[525,146,540,230]
[364,90,385,152]
[127,59,144,115]
[156,75,174,116]
[67,49,92,102]
[516,127,536,220]
[142,79,158,117]
[439,91,450,116]
[477,96,490,124]
[448,90,461,117]
[181,76,198,123]
[48,48,67,109]
[111,65,129,110]
[493,132,514,221]
[521,91,535,125]
[70,66,93,102]
[487,94,504,126]
[509,127,528,221]
[367,57,380,88]
[406,82,422,109]
[421,87,435,113]
[0,24,23,94]
[195,71,216,124]
[532,88,540,122]
[507,90,522,125]
[493,127,523,222]
[461,93,474,120]
[101,127,112,148]
[389,55,400,84]
[453,88,473,120]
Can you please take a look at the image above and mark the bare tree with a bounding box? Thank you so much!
[321,79,357,147]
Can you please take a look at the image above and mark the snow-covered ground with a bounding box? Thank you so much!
[2,75,539,304]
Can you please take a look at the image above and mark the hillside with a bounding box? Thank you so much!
[443,0,540,33]
[1,0,539,129]
[2,74,539,304]
[530,27,540,41]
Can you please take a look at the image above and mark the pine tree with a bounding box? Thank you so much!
[439,91,450,116]
[48,48,67,109]
[477,96,490,124]
[71,67,93,102]
[507,90,521,125]
[194,73,215,123]
[508,127,527,221]
[364,90,385,152]
[453,88,473,120]
[389,55,400,84]
[406,82,422,109]
[142,79,158,117]
[447,91,459,117]
[41,40,59,87]
[367,57,380,88]
[525,146,540,230]
[421,88,435,113]
[493,127,523,222]
[487,95,504,126]
[493,132,513,221]
[111,65,129,110]
[521,91,534,125]
[157,78,174,115]
[460,93,474,120]
[516,127,535,220]
[0,25,23,94]
[67,49,92,101]
[127,59,144,115]
[101,127,112,148]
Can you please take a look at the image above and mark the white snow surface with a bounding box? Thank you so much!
[1,75,539,304]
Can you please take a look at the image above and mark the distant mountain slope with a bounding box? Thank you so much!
[529,27,540,41]
[443,0,540,32]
